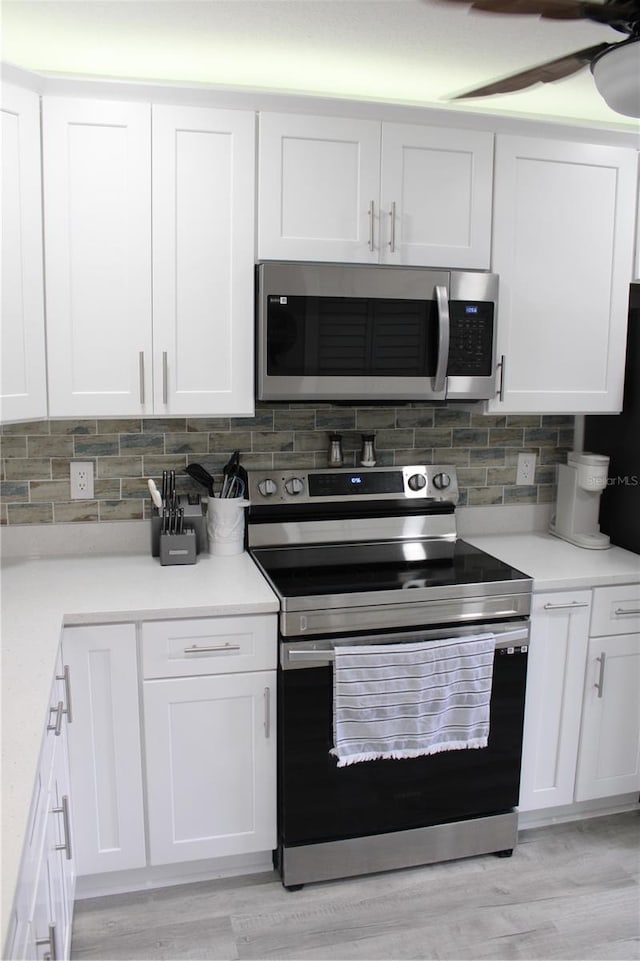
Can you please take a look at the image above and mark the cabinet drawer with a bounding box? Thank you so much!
[590,584,640,637]
[142,615,277,678]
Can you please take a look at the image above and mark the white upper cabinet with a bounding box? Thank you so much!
[152,105,255,416]
[258,112,381,263]
[489,134,637,414]
[43,97,153,418]
[1,83,47,423]
[379,123,493,268]
[258,112,493,268]
[42,97,255,418]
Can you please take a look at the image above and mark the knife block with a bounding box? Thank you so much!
[159,530,197,566]
[150,497,207,557]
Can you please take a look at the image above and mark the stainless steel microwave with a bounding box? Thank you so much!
[256,262,499,402]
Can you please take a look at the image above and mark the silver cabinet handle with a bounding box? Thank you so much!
[264,686,271,738]
[595,652,606,698]
[162,351,168,405]
[56,664,72,723]
[615,607,640,616]
[543,601,590,610]
[496,354,506,401]
[35,924,57,960]
[52,795,72,860]
[183,642,241,654]
[47,701,64,737]
[368,200,375,251]
[139,351,145,405]
[433,285,450,394]
[388,201,396,253]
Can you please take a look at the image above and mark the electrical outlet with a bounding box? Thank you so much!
[70,461,94,499]
[516,452,537,486]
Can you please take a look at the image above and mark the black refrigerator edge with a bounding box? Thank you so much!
[583,284,640,555]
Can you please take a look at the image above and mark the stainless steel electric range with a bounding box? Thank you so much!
[246,465,533,890]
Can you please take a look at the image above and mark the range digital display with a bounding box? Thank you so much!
[308,471,405,497]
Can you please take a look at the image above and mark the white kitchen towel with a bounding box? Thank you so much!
[331,634,496,767]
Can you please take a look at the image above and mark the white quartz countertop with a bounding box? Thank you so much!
[1,549,278,950]
[464,532,640,591]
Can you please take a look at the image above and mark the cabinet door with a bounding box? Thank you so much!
[575,633,640,801]
[153,105,255,416]
[258,112,380,263]
[143,671,276,864]
[1,83,47,423]
[62,624,146,875]
[42,97,152,417]
[489,135,637,413]
[380,123,493,268]
[519,591,591,811]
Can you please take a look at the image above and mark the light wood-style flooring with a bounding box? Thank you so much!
[70,811,639,961]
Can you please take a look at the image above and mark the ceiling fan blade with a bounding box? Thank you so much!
[452,42,613,98]
[435,0,637,25]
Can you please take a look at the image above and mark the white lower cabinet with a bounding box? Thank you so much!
[520,582,640,815]
[8,653,75,961]
[62,624,146,875]
[519,591,591,811]
[141,615,277,865]
[575,585,640,801]
[143,672,277,864]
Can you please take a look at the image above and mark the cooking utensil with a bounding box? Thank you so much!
[185,463,216,498]
[148,478,163,510]
[221,451,241,497]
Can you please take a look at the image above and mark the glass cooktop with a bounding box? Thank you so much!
[251,539,530,601]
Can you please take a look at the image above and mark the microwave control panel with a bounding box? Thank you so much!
[447,301,494,377]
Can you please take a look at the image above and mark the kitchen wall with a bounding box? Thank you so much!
[0,404,574,524]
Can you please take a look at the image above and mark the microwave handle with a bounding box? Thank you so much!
[434,285,450,393]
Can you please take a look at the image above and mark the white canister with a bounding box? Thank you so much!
[207,498,249,555]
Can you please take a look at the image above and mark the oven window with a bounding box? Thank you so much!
[266,295,438,377]
[279,646,527,847]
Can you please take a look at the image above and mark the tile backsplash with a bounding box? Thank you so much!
[0,404,573,525]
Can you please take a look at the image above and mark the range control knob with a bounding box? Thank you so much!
[407,473,427,492]
[432,472,451,490]
[284,477,305,496]
[257,478,278,497]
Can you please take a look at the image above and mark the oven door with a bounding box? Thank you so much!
[278,621,529,848]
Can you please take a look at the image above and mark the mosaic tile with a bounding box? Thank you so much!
[2,420,50,435]
[251,431,294,452]
[356,408,396,430]
[74,436,119,457]
[489,429,524,447]
[188,417,232,431]
[97,418,142,434]
[94,479,122,500]
[273,452,318,470]
[506,415,541,428]
[30,480,71,501]
[414,429,453,449]
[28,436,74,458]
[0,435,28,458]
[433,448,469,466]
[295,431,330,453]
[164,433,209,455]
[208,431,249,452]
[315,409,357,431]
[99,499,144,521]
[274,409,316,431]
[146,455,188,474]
[232,412,274,430]
[96,456,143,479]
[457,468,488,487]
[120,433,165,454]
[4,458,52,481]
[395,449,434,467]
[54,501,99,523]
[144,417,187,433]
[487,467,518,486]
[505,486,538,504]
[467,487,504,505]
[8,503,53,524]
[524,427,559,445]
[375,429,414,450]
[435,408,472,427]
[452,429,489,447]
[1,481,29,503]
[470,447,505,466]
[395,408,435,429]
[50,419,97,435]
[121,478,156,499]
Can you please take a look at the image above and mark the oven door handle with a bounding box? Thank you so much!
[285,626,529,666]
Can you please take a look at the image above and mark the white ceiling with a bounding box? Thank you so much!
[1,0,637,129]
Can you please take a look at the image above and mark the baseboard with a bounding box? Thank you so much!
[518,793,639,831]
[74,850,275,900]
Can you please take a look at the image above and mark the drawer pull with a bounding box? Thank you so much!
[543,601,589,611]
[35,924,57,960]
[264,686,271,738]
[52,795,72,860]
[183,642,242,654]
[56,664,73,723]
[595,652,606,699]
[614,607,640,617]
[47,701,64,737]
